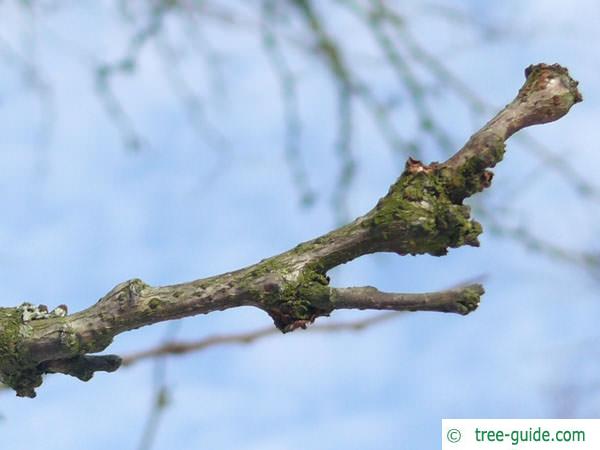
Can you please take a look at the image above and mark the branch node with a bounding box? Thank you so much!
[41,354,122,381]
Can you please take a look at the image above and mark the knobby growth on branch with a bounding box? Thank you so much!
[0,64,581,397]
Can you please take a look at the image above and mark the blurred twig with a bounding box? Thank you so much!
[95,3,167,151]
[291,0,356,222]
[476,205,600,277]
[261,1,316,207]
[5,0,598,279]
[136,321,180,450]
[0,311,403,393]
[122,311,402,367]
[0,33,55,171]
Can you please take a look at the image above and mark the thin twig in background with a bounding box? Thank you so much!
[122,311,402,367]
[136,321,180,450]
[262,0,316,207]
[0,312,403,393]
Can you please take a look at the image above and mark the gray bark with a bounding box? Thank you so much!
[0,64,582,397]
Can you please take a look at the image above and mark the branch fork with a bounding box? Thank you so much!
[0,64,582,397]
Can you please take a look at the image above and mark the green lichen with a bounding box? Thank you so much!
[238,258,333,332]
[52,321,78,355]
[0,308,24,370]
[1,306,115,396]
[148,298,162,310]
[77,329,113,355]
[367,169,482,256]
[279,266,331,314]
[455,285,484,315]
[440,134,506,202]
[0,307,41,397]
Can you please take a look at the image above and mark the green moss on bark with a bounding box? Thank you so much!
[440,134,506,202]
[279,266,331,311]
[0,308,42,397]
[454,285,485,315]
[367,169,482,256]
[238,258,333,332]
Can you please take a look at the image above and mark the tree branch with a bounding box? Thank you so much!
[119,311,403,368]
[0,63,581,397]
[331,284,483,315]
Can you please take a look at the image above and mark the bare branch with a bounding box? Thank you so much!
[0,63,581,397]
[438,63,581,202]
[40,355,121,381]
[0,313,401,390]
[331,285,483,315]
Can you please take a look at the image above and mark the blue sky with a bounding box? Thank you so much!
[1,1,600,449]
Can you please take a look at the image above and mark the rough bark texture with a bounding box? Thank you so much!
[0,64,582,397]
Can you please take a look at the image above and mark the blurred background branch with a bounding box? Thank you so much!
[1,0,598,448]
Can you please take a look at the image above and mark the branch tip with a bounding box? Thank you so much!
[331,283,484,315]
